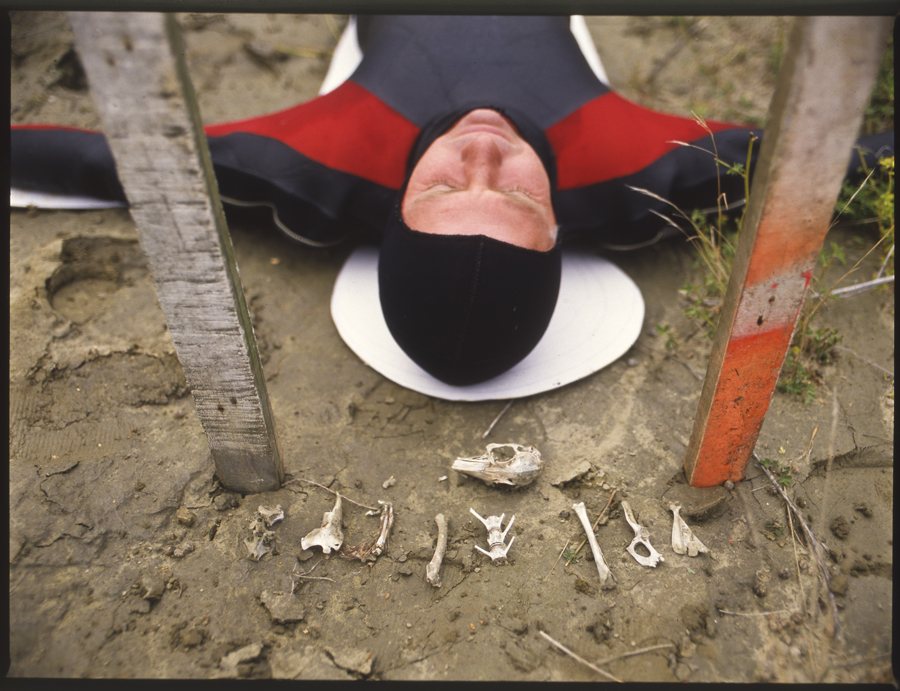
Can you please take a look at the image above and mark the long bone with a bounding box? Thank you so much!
[621,501,664,567]
[572,502,614,587]
[470,508,515,562]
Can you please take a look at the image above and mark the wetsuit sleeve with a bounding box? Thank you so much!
[11,125,126,202]
[11,80,419,244]
[548,91,894,247]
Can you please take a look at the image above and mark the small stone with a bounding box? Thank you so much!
[723,480,734,491]
[627,358,639,367]
[778,568,790,580]
[140,573,165,600]
[179,626,204,648]
[176,507,196,527]
[221,643,263,673]
[260,590,306,624]
[830,572,849,596]
[854,503,873,518]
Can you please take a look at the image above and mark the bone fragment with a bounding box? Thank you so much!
[426,513,448,587]
[470,508,515,562]
[258,504,284,528]
[370,501,394,557]
[572,502,614,587]
[301,494,344,554]
[621,501,664,567]
[670,504,710,557]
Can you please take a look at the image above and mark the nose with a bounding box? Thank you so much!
[460,134,504,186]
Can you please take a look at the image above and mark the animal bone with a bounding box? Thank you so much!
[470,508,515,562]
[572,502,615,588]
[452,443,544,487]
[369,501,394,558]
[301,494,344,554]
[426,513,448,587]
[670,504,710,557]
[621,501,664,567]
[258,504,284,528]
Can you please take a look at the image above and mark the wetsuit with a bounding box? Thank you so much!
[11,16,892,249]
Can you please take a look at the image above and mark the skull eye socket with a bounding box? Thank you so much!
[489,445,517,463]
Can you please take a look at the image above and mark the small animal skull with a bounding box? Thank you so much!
[452,443,544,487]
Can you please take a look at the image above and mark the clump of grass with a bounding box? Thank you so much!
[632,106,893,404]
[835,154,894,276]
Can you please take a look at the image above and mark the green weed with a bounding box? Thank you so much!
[759,457,793,487]
[635,108,892,404]
[563,544,582,565]
[654,323,679,351]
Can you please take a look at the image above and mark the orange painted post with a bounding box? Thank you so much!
[684,16,893,487]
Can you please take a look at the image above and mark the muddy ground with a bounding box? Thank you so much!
[8,12,894,682]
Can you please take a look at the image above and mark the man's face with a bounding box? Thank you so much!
[402,109,557,252]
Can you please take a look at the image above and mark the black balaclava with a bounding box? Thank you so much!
[378,105,562,387]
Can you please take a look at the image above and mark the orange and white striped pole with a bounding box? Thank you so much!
[684,16,893,487]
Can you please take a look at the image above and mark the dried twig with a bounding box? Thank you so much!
[718,608,796,617]
[426,513,448,587]
[786,502,807,616]
[284,478,380,512]
[539,630,622,682]
[482,400,514,438]
[753,452,842,642]
[290,560,335,594]
[594,643,675,666]
[544,539,570,581]
[834,345,894,378]
[811,274,894,299]
[876,244,894,279]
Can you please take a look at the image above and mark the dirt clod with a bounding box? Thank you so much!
[830,515,851,539]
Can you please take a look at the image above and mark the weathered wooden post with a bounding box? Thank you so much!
[69,12,283,493]
[684,16,893,487]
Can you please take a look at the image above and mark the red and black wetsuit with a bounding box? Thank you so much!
[11,16,892,248]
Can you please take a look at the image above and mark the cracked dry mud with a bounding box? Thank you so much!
[9,13,894,681]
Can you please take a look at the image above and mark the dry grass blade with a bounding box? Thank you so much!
[284,478,380,513]
[753,452,842,642]
[539,630,622,682]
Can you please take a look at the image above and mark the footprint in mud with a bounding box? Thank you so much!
[47,236,148,321]
[46,236,166,340]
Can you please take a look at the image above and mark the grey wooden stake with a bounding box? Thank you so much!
[69,12,283,493]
